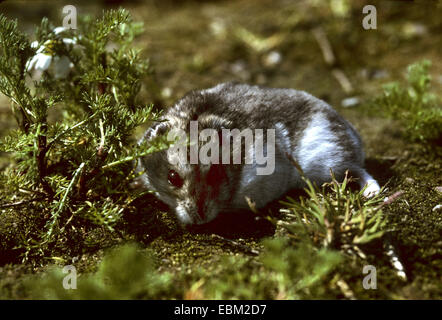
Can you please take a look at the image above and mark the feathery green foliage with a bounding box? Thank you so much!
[279,171,386,257]
[0,10,166,261]
[375,60,441,143]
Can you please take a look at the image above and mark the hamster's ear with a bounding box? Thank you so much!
[197,114,233,147]
[142,120,170,141]
[198,114,232,130]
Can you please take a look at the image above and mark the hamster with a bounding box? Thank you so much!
[137,82,380,226]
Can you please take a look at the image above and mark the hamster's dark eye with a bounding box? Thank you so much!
[167,170,183,188]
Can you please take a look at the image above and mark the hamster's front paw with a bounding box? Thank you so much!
[362,179,381,198]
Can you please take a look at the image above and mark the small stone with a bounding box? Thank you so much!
[359,68,389,80]
[263,51,282,67]
[230,60,251,81]
[402,22,427,38]
[432,204,442,212]
[231,60,246,74]
[161,87,172,99]
[405,177,415,184]
[435,186,442,194]
[341,96,360,108]
[371,69,389,80]
[210,19,227,39]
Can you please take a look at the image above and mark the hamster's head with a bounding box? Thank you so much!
[137,120,236,226]
[139,152,234,226]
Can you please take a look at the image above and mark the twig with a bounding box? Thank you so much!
[378,190,404,210]
[312,27,336,66]
[0,197,47,209]
[101,142,168,170]
[98,118,105,149]
[36,123,55,199]
[78,122,109,199]
[45,162,85,241]
[245,196,259,214]
[377,191,407,281]
[331,69,354,94]
[312,27,354,94]
[97,52,108,94]
[384,238,407,281]
[211,234,259,256]
[336,274,356,300]
[46,112,98,151]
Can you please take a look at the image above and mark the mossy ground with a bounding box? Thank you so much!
[0,0,441,299]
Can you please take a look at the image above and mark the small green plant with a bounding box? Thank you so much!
[279,171,386,258]
[375,60,441,143]
[24,243,177,299]
[18,240,342,300]
[0,10,167,261]
[192,239,342,299]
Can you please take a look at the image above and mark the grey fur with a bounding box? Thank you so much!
[137,82,380,226]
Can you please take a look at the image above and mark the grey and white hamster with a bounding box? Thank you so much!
[137,82,380,226]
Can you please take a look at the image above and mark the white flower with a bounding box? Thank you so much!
[26,42,52,71]
[53,26,68,35]
[26,27,77,79]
